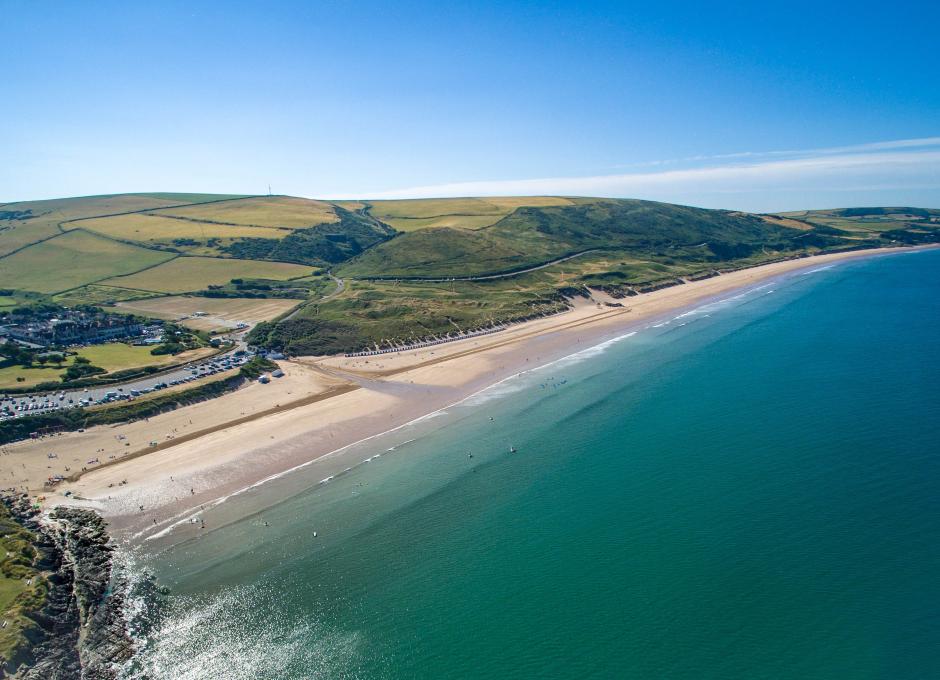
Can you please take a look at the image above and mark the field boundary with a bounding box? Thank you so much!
[133,212,296,231]
[0,230,71,262]
[57,195,264,231]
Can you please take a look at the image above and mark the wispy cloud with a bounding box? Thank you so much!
[350,137,940,209]
[613,136,940,170]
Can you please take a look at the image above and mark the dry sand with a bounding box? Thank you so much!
[0,246,926,539]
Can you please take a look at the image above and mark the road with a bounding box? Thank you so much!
[324,274,346,298]
[0,342,256,422]
[284,273,345,320]
[4,273,333,419]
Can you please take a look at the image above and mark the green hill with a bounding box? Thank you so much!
[340,198,823,279]
[2,192,937,354]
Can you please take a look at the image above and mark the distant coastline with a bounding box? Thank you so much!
[11,244,931,545]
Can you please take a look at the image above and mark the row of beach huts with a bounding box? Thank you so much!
[344,324,509,358]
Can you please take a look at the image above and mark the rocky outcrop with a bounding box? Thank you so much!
[0,496,132,679]
[48,508,134,679]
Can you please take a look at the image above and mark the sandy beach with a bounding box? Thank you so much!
[1,246,928,540]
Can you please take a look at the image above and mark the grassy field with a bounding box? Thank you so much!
[113,295,301,329]
[0,193,211,258]
[0,364,66,389]
[100,256,314,293]
[5,193,210,218]
[74,213,290,243]
[52,285,163,306]
[757,214,813,231]
[778,207,940,234]
[0,230,175,294]
[0,345,215,389]
[132,192,252,203]
[0,220,62,258]
[154,196,339,228]
[76,343,212,371]
[364,196,575,231]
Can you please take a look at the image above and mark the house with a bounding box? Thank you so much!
[3,311,144,347]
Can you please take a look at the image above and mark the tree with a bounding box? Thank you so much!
[151,342,184,356]
[163,324,183,344]
[63,362,105,382]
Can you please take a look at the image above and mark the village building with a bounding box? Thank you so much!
[0,311,144,347]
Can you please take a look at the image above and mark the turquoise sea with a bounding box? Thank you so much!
[125,249,940,680]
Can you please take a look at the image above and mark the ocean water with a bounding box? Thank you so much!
[124,249,940,680]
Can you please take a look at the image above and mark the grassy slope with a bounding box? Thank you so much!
[0,230,175,294]
[0,504,46,667]
[73,213,289,243]
[53,285,168,307]
[339,198,810,278]
[364,196,575,231]
[0,193,223,257]
[101,256,313,293]
[0,194,338,298]
[152,195,338,228]
[258,199,940,354]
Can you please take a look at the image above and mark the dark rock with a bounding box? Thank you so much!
[1,495,133,679]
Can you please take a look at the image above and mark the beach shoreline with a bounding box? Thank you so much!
[3,245,934,544]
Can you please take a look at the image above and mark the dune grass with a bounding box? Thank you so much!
[253,275,573,354]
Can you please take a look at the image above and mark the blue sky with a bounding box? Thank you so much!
[2,0,938,211]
